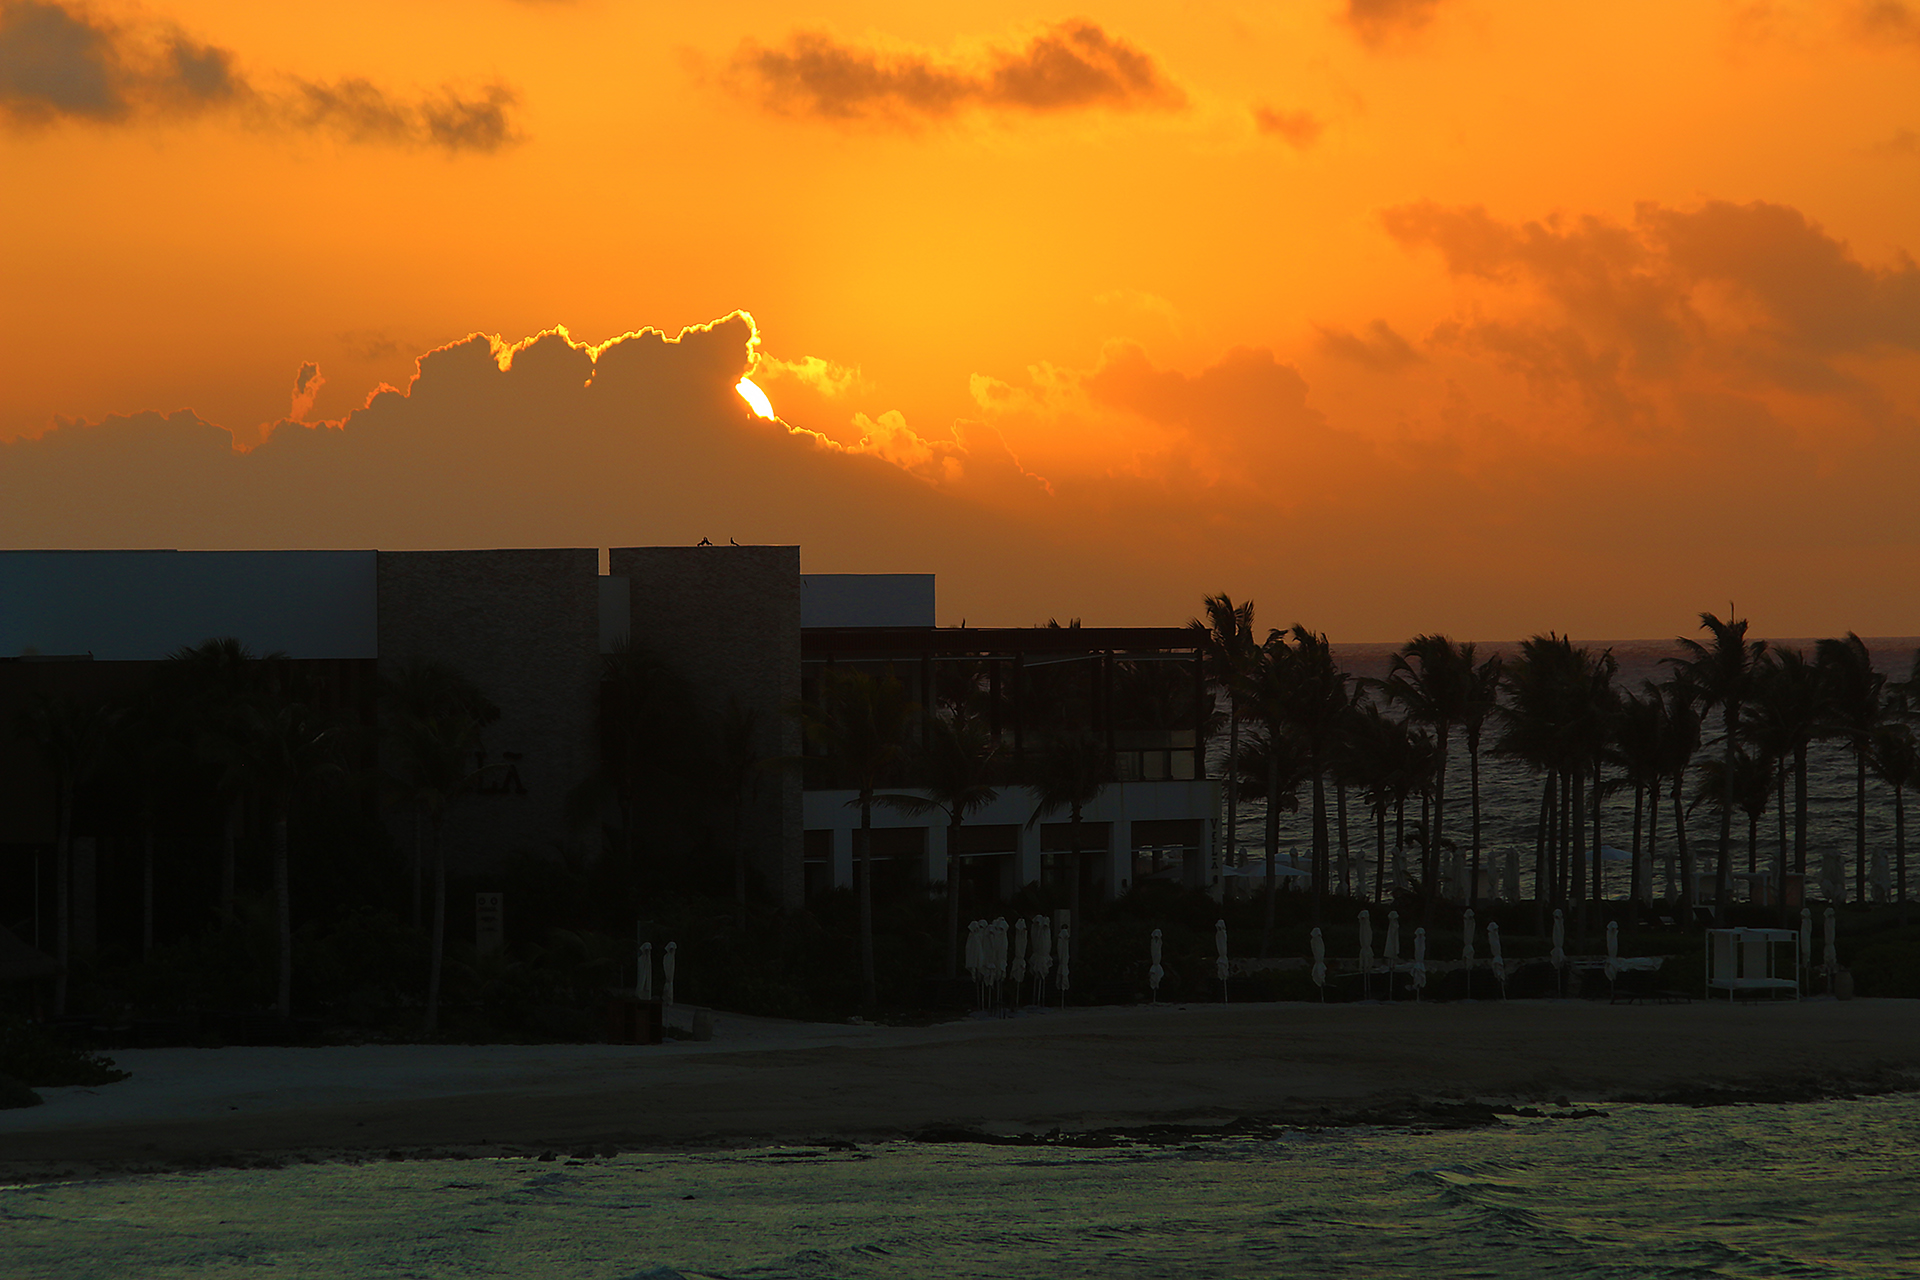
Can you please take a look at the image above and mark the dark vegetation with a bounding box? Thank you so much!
[8,603,1920,1063]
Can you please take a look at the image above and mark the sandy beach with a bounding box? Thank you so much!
[4,999,1918,1181]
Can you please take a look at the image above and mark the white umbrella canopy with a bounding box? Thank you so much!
[1411,927,1427,994]
[663,941,678,1007]
[965,920,985,983]
[1384,911,1400,976]
[989,918,1009,984]
[637,940,653,1000]
[1823,906,1840,975]
[1011,918,1029,987]
[1461,909,1476,964]
[1149,928,1164,998]
[1487,921,1505,994]
[1605,920,1620,982]
[1310,927,1327,992]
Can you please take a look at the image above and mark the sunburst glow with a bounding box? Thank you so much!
[735,377,775,419]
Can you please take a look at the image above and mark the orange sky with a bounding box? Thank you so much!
[3,0,1919,639]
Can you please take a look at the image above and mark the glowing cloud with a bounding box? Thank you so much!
[735,376,776,418]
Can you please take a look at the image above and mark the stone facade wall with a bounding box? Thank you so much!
[376,549,600,868]
[610,545,802,906]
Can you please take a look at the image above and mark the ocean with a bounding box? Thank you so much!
[1227,638,1920,902]
[7,1094,1918,1278]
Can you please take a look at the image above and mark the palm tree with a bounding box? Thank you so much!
[167,637,284,922]
[1669,613,1766,922]
[1496,635,1612,913]
[1462,653,1503,908]
[1189,596,1257,889]
[1378,636,1477,905]
[1749,648,1822,885]
[1611,686,1665,905]
[1653,679,1702,909]
[1817,633,1885,904]
[1233,718,1307,953]
[1871,717,1918,925]
[19,692,117,1016]
[381,657,500,1033]
[1026,730,1111,965]
[799,666,916,1011]
[879,713,999,977]
[232,693,341,1021]
[1264,627,1349,923]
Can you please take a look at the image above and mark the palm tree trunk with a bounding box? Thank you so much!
[1068,806,1084,970]
[1897,781,1908,928]
[1776,764,1789,924]
[1855,750,1868,905]
[1630,781,1644,906]
[1468,736,1483,910]
[54,783,71,1017]
[946,815,964,979]
[1261,753,1279,957]
[1431,726,1448,905]
[858,792,876,1011]
[1374,800,1387,901]
[1571,764,1586,903]
[1794,744,1808,877]
[142,823,156,957]
[1335,781,1351,898]
[1534,773,1553,926]
[1311,769,1328,926]
[1647,772,1661,907]
[1716,712,1735,924]
[221,797,240,924]
[274,807,292,1021]
[1591,758,1604,904]
[1672,769,1693,920]
[1224,704,1240,891]
[426,816,447,1033]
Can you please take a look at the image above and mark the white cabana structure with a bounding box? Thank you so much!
[1357,909,1374,1000]
[662,941,677,1007]
[1215,919,1229,1002]
[1149,928,1164,1001]
[1310,927,1326,998]
[636,940,653,1000]
[1707,927,1801,1001]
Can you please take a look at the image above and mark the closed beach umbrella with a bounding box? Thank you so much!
[1605,919,1620,983]
[1799,906,1813,984]
[1823,906,1839,976]
[1487,921,1505,997]
[1215,919,1230,1000]
[1310,926,1327,995]
[1461,909,1476,964]
[1411,927,1427,997]
[1011,918,1029,989]
[989,917,1009,985]
[637,940,653,1000]
[662,941,677,1008]
[965,920,983,982]
[1149,928,1164,999]
[1057,925,1072,997]
[1357,910,1375,998]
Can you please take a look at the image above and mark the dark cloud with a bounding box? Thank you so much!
[1854,1,1920,45]
[1316,320,1420,371]
[0,0,521,150]
[728,20,1184,126]
[1383,198,1920,436]
[1342,0,1448,48]
[1252,105,1322,147]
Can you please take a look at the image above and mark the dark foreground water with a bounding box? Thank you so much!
[7,1094,1918,1278]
